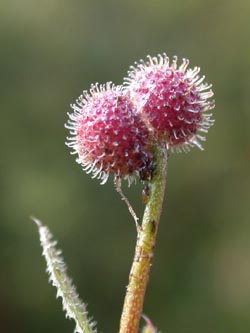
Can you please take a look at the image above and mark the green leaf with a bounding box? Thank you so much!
[32,217,96,333]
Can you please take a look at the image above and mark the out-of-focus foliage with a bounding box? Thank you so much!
[0,1,250,333]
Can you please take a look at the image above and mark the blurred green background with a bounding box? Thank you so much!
[1,0,250,332]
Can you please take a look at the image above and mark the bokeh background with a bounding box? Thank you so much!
[1,0,250,332]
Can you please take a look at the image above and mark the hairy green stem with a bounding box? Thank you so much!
[119,145,168,333]
[33,217,96,333]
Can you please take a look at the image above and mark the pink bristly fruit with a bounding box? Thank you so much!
[124,53,215,153]
[66,82,153,184]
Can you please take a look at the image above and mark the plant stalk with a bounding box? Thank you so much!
[119,145,168,333]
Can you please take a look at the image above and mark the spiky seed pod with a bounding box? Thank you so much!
[66,82,153,185]
[124,54,215,152]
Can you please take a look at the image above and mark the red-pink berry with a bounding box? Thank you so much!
[66,82,152,184]
[124,54,215,152]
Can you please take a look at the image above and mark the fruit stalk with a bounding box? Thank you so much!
[119,144,168,333]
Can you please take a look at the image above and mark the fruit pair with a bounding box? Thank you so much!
[66,54,214,184]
